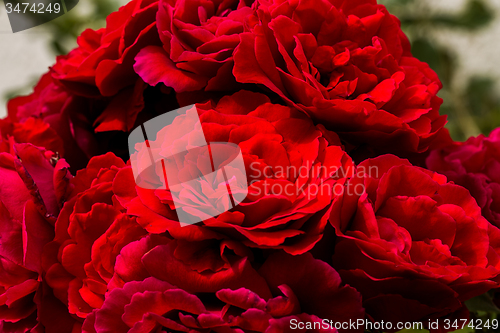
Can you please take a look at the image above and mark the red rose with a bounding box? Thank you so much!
[231,0,446,154]
[7,74,104,171]
[121,90,354,254]
[330,155,500,327]
[48,0,164,134]
[7,0,174,170]
[6,70,177,171]
[0,117,64,156]
[134,0,253,92]
[133,0,447,154]
[51,0,160,97]
[83,243,363,332]
[427,128,500,228]
[0,144,76,332]
[43,153,148,319]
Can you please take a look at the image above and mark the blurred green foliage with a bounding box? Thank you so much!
[391,291,500,333]
[380,0,500,141]
[1,0,126,104]
[43,0,125,54]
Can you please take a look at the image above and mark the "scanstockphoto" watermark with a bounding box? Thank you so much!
[290,318,500,331]
[247,162,378,199]
[290,319,423,331]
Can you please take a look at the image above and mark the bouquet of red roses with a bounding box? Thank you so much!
[3,0,500,332]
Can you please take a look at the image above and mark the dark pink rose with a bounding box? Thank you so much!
[83,244,363,332]
[0,144,76,332]
[427,128,500,227]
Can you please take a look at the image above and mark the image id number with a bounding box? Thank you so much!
[5,2,61,14]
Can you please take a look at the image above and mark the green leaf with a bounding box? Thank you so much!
[465,293,500,314]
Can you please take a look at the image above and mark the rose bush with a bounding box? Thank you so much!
[427,128,500,228]
[5,0,500,331]
[330,154,500,326]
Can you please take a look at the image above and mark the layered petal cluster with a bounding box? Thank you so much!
[135,0,254,92]
[427,128,500,227]
[51,0,160,97]
[0,116,64,156]
[39,96,362,327]
[232,0,446,154]
[331,155,500,325]
[42,153,148,320]
[37,151,364,331]
[0,144,76,332]
[124,90,354,254]
[84,246,363,332]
